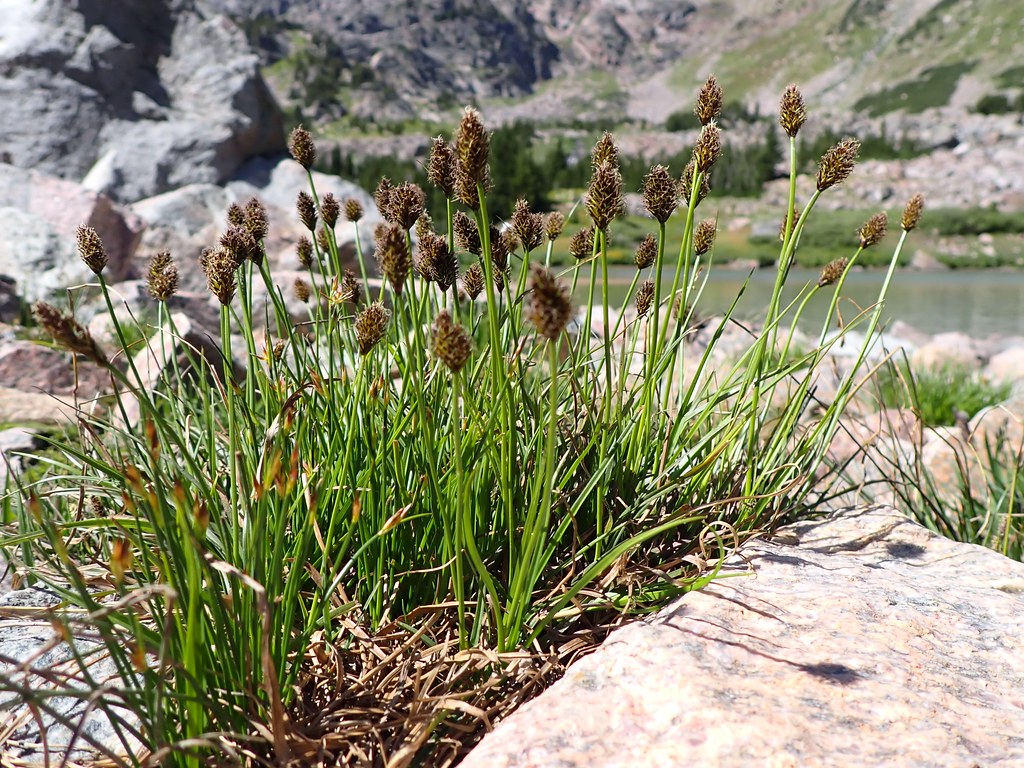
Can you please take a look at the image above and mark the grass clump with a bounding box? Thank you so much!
[874,359,1011,427]
[1,81,922,766]
[893,430,1024,561]
[852,353,1022,561]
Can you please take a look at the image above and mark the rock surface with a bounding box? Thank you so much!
[207,0,559,123]
[132,156,379,295]
[0,164,144,300]
[0,588,140,764]
[462,506,1024,768]
[0,340,111,402]
[0,0,284,203]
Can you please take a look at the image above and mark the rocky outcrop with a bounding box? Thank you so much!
[0,164,144,301]
[462,506,1024,767]
[206,0,559,123]
[0,341,111,402]
[0,0,285,203]
[131,156,378,296]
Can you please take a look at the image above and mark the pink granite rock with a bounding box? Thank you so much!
[0,164,143,284]
[0,341,110,401]
[910,332,986,372]
[463,506,1024,768]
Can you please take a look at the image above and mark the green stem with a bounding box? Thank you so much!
[453,372,504,650]
[599,229,613,422]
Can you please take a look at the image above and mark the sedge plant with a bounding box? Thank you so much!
[1,81,924,765]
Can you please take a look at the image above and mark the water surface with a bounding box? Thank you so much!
[593,267,1024,338]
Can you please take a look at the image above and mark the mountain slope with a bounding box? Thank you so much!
[205,0,1023,126]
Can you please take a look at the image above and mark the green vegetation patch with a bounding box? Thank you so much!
[874,361,1011,428]
[996,64,1024,88]
[853,61,974,116]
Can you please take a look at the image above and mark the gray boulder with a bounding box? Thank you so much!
[0,0,284,203]
[0,208,91,303]
[0,164,143,301]
[0,588,142,765]
[131,156,379,297]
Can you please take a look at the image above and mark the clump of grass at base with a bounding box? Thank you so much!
[1,82,924,766]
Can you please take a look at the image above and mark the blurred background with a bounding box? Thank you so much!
[1,0,1022,333]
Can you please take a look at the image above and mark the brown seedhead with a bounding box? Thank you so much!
[525,265,572,341]
[586,160,624,231]
[226,203,245,228]
[342,269,361,305]
[491,227,514,274]
[297,191,317,232]
[431,310,472,373]
[901,193,924,232]
[489,229,513,291]
[288,126,316,170]
[354,302,391,355]
[455,107,490,209]
[779,85,807,138]
[293,277,311,303]
[390,182,426,230]
[816,138,860,191]
[220,224,259,267]
[453,211,481,255]
[435,246,460,293]
[591,132,619,169]
[569,227,595,260]
[693,218,717,256]
[512,199,544,252]
[692,123,723,174]
[316,226,331,254]
[344,198,364,222]
[32,301,109,366]
[76,225,107,275]
[320,193,340,229]
[375,177,395,221]
[818,258,848,287]
[375,222,412,296]
[642,164,679,224]
[635,279,655,318]
[418,233,457,291]
[243,197,268,241]
[427,136,456,198]
[201,247,237,305]
[416,232,441,282]
[146,251,178,301]
[858,212,888,248]
[634,233,657,269]
[296,236,313,268]
[545,211,565,241]
[415,212,434,243]
[680,160,712,207]
[462,263,485,300]
[694,74,723,126]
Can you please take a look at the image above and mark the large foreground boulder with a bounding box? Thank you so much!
[0,0,284,203]
[463,506,1024,767]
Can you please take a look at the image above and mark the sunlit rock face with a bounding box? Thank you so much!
[462,506,1024,768]
[0,0,285,203]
